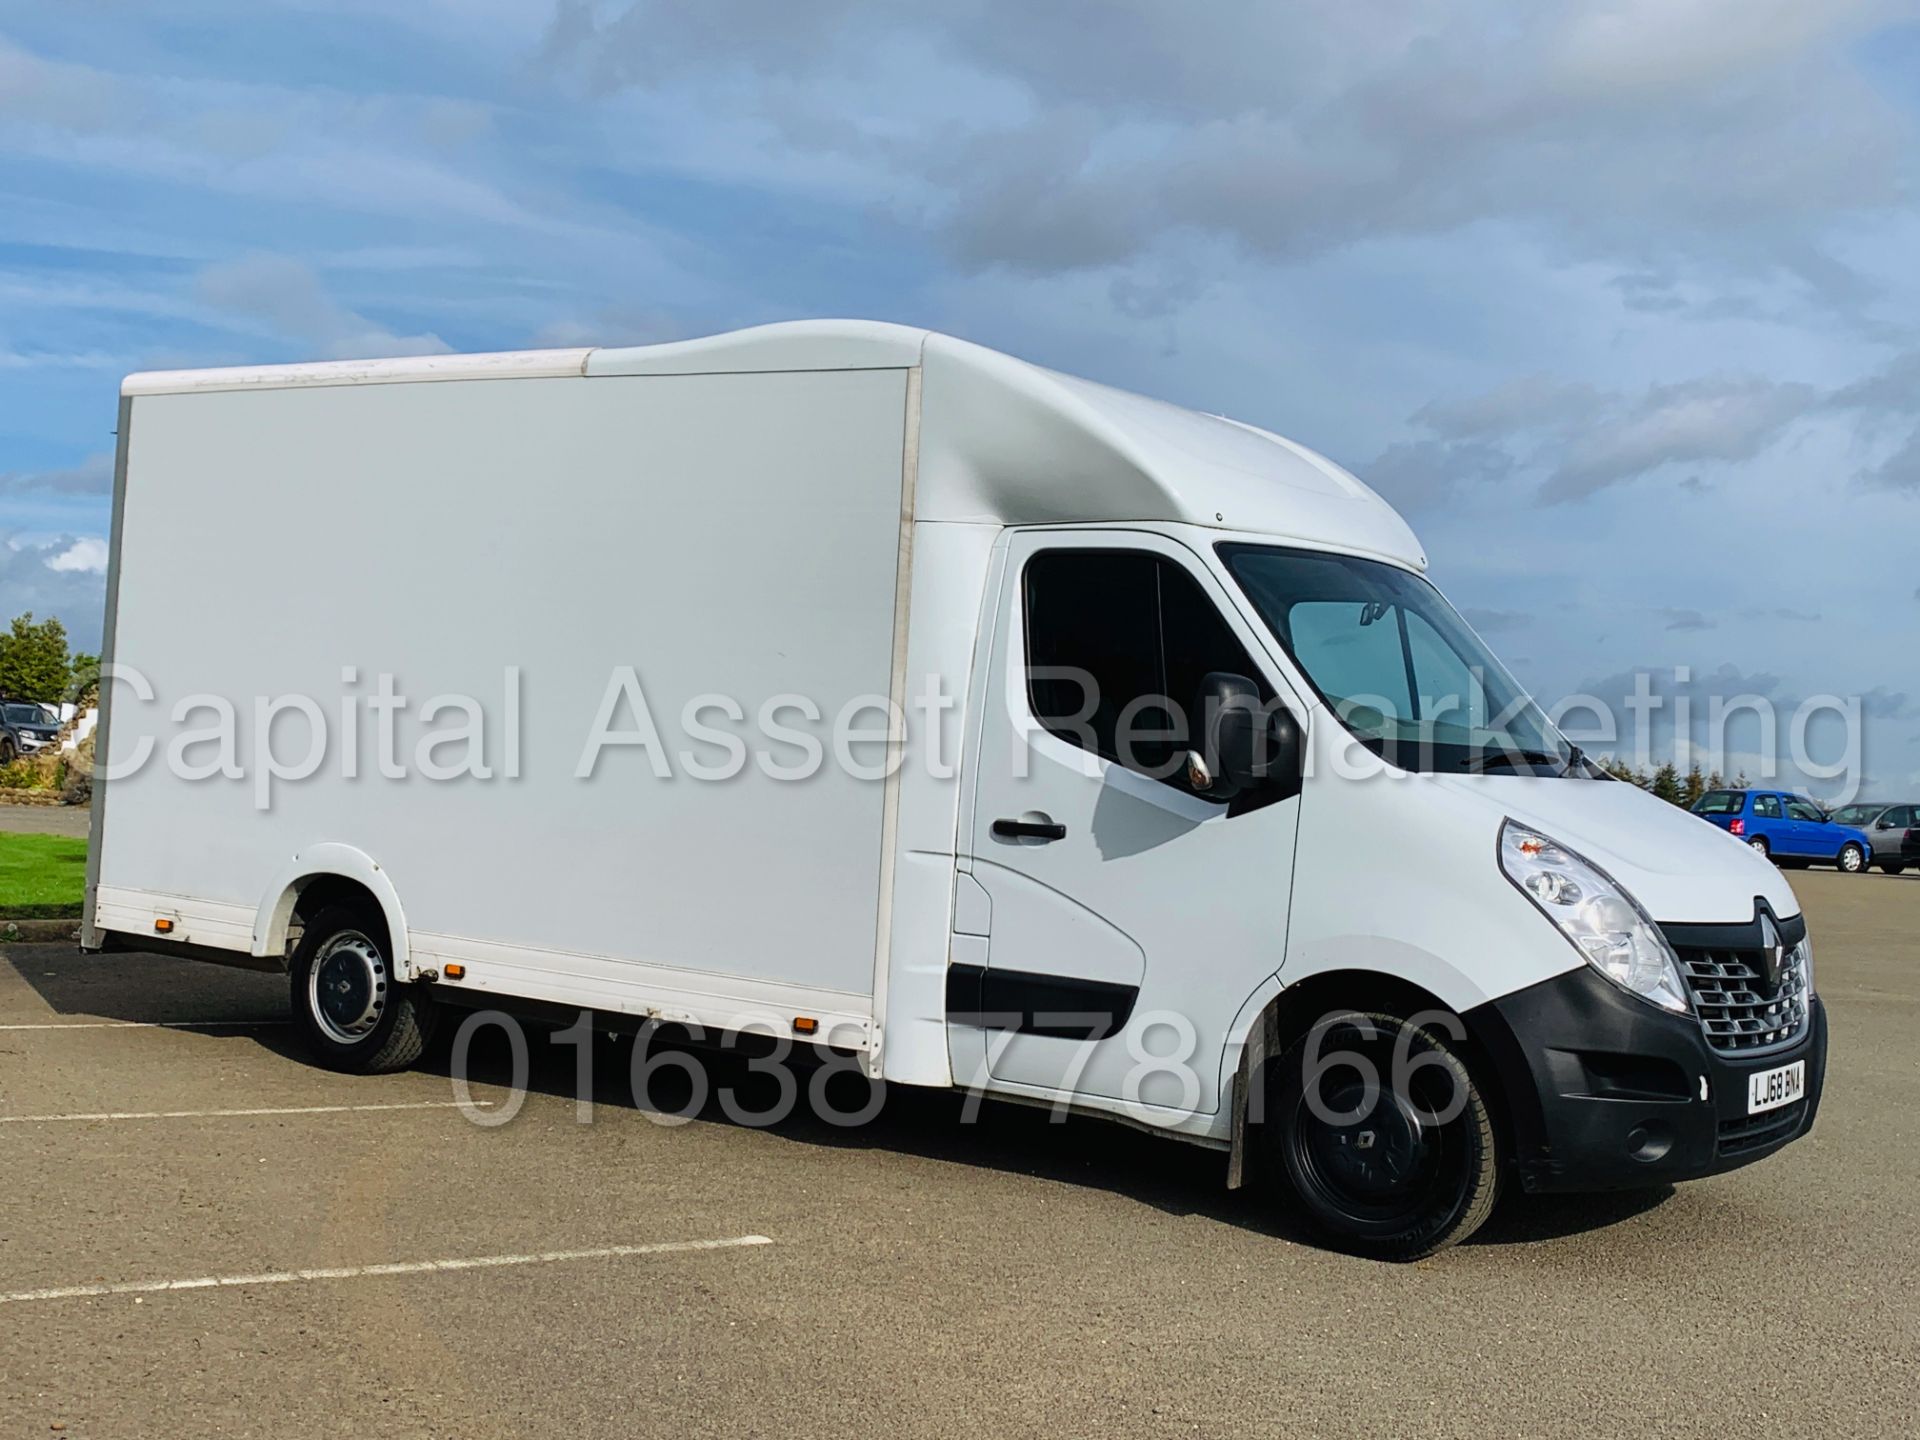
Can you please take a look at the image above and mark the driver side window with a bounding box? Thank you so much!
[1023,548,1269,788]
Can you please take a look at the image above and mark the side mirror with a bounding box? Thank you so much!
[1186,671,1303,802]
[1878,817,1898,830]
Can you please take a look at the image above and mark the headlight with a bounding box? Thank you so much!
[1794,935,1813,998]
[1499,819,1691,1014]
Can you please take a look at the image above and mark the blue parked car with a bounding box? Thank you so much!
[1692,788,1873,872]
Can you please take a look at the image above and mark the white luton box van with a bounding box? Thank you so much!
[84,320,1826,1257]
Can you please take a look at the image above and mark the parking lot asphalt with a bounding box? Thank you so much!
[1,870,1915,1438]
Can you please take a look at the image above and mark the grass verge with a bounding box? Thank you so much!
[0,832,88,919]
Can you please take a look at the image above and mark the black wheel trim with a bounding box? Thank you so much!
[1281,1032,1475,1239]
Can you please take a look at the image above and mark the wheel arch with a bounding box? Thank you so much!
[1222,965,1535,1191]
[252,844,411,974]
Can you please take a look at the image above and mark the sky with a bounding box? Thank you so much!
[2,1,1918,796]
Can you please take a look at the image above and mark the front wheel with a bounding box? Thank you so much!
[1262,1011,1500,1261]
[1883,863,1907,876]
[1838,843,1866,874]
[288,904,436,1073]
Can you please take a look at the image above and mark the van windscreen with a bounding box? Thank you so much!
[1217,543,1574,776]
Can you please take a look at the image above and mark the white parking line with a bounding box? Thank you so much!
[0,1019,287,1031]
[0,1235,775,1304]
[0,1100,490,1124]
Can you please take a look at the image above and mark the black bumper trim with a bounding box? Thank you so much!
[1464,965,1828,1195]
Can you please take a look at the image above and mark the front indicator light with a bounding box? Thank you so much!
[1500,819,1691,1014]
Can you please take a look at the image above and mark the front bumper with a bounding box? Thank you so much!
[1467,965,1827,1195]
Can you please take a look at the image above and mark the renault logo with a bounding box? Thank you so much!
[1756,915,1784,995]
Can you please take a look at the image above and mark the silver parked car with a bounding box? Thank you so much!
[1831,802,1920,875]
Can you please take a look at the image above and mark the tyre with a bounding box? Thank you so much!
[1262,1011,1500,1261]
[1748,836,1771,860]
[1882,863,1907,876]
[0,735,14,765]
[1837,843,1866,874]
[288,903,435,1073]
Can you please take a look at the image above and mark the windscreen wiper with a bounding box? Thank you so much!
[1459,749,1564,774]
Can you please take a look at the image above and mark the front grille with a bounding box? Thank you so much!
[1718,1101,1807,1158]
[1678,945,1809,1055]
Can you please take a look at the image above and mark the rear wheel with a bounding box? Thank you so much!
[1838,843,1866,874]
[1748,836,1771,860]
[288,904,435,1073]
[1262,1011,1500,1261]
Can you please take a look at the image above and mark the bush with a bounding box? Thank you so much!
[0,750,67,793]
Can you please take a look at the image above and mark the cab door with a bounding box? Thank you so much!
[953,530,1305,1116]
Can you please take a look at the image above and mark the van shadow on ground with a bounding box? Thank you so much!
[411,1004,1675,1251]
[10,945,1673,1253]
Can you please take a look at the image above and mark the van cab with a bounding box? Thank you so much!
[85,320,1829,1260]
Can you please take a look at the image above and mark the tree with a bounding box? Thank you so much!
[1597,755,1648,786]
[1681,764,1707,809]
[0,613,72,704]
[67,651,100,706]
[1651,761,1683,805]
[1706,771,1725,792]
[1731,770,1750,790]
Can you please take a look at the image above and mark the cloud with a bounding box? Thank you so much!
[1361,438,1516,510]
[1740,606,1823,623]
[0,534,107,648]
[0,453,113,496]
[0,36,131,134]
[1381,373,1822,504]
[1552,660,1900,797]
[45,537,108,574]
[1860,687,1915,721]
[1861,426,1920,494]
[195,255,450,359]
[1658,608,1716,632]
[543,1,1913,295]
[1827,349,1920,419]
[1541,378,1820,503]
[1460,607,1530,634]
[525,305,685,350]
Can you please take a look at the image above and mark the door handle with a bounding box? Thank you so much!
[992,817,1067,842]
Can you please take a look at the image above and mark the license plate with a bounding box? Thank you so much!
[1747,1060,1805,1115]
